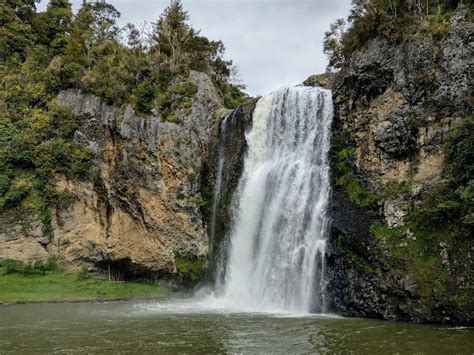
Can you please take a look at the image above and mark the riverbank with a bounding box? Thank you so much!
[0,259,175,304]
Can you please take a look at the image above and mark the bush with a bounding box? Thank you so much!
[406,116,473,237]
[132,81,156,115]
[325,0,465,69]
[156,81,198,123]
[444,117,474,184]
[223,84,247,109]
[0,0,245,221]
[0,173,12,196]
[0,256,61,275]
[370,221,404,241]
[173,252,205,281]
[77,265,90,280]
[0,181,30,209]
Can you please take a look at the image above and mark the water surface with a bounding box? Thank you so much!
[0,300,472,354]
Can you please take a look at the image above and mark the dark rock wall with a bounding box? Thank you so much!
[203,99,258,280]
[324,6,473,324]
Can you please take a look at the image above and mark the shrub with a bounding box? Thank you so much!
[77,265,90,280]
[0,180,30,209]
[223,84,247,109]
[370,221,404,241]
[173,252,205,281]
[0,173,12,196]
[132,81,156,115]
[156,81,198,123]
[444,117,474,184]
[0,256,61,275]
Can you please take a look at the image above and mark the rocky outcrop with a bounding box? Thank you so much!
[303,73,335,90]
[202,99,258,279]
[0,71,226,281]
[326,6,473,324]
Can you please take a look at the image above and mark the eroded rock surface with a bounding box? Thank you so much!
[327,6,473,324]
[0,71,225,280]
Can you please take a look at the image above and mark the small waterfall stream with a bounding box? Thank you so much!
[212,86,333,313]
[208,117,227,256]
[208,114,231,291]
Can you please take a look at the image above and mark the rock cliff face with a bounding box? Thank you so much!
[0,5,471,325]
[325,6,473,324]
[202,99,258,281]
[0,71,226,281]
[205,6,472,321]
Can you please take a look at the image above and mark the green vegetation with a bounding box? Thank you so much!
[323,0,466,71]
[157,81,198,122]
[333,146,378,206]
[0,255,61,275]
[333,115,473,307]
[0,258,173,303]
[381,180,411,199]
[412,117,473,233]
[0,0,246,224]
[370,221,404,241]
[174,252,205,282]
[325,0,472,314]
[365,118,473,304]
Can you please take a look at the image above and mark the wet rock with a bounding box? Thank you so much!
[203,98,258,275]
[402,275,419,297]
[327,6,473,324]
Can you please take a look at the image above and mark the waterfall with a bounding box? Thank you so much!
[214,86,333,314]
[209,117,227,256]
[209,114,229,290]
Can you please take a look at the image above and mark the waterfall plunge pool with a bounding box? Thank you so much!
[2,86,471,353]
[0,300,473,353]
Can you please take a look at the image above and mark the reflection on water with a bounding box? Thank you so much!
[0,299,472,354]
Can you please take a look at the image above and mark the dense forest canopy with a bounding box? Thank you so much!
[0,0,246,225]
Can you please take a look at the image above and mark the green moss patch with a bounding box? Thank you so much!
[174,252,205,282]
[333,147,378,206]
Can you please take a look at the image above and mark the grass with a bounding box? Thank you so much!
[0,260,174,304]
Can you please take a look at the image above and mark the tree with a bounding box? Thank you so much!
[323,18,346,72]
[0,0,37,62]
[88,0,121,43]
[151,0,191,71]
[33,0,73,52]
[63,1,120,69]
[125,23,141,50]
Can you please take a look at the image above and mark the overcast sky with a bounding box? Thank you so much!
[38,0,352,95]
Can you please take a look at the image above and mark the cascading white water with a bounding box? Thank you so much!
[215,86,333,314]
